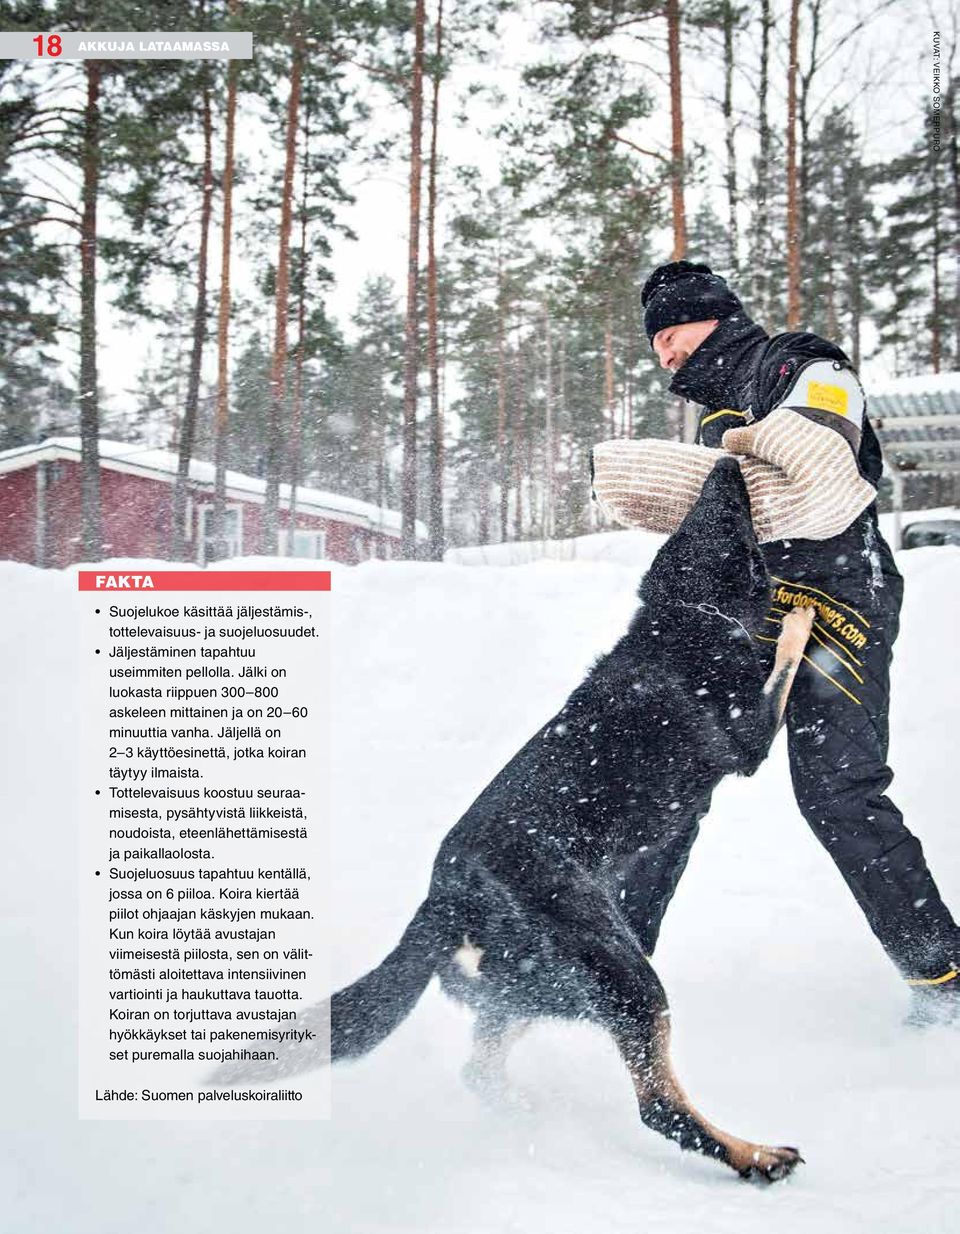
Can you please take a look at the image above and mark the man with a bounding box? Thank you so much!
[617,259,960,1022]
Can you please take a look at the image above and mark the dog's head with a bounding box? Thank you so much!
[639,457,769,627]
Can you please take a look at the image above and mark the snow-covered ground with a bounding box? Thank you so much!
[2,527,959,1233]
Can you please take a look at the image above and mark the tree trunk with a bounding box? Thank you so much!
[264,16,304,555]
[376,392,387,510]
[931,139,943,373]
[478,466,490,544]
[849,256,862,370]
[513,450,523,540]
[285,94,312,557]
[401,0,427,559]
[847,182,863,369]
[797,0,822,322]
[525,403,534,535]
[559,332,567,523]
[825,255,837,339]
[172,63,213,560]
[212,0,240,563]
[496,240,508,542]
[604,306,615,427]
[785,0,801,329]
[542,300,554,538]
[426,0,444,561]
[166,274,186,450]
[513,315,525,540]
[722,2,739,275]
[950,76,960,363]
[79,59,103,560]
[665,0,687,259]
[755,0,772,319]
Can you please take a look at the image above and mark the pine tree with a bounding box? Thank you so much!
[0,0,207,556]
[0,165,64,447]
[0,20,70,445]
[687,198,729,269]
[114,358,169,446]
[225,330,271,473]
[343,276,405,507]
[873,102,953,373]
[743,132,788,330]
[523,0,685,259]
[785,0,802,328]
[226,0,356,555]
[687,1,749,276]
[425,0,445,560]
[212,0,242,562]
[802,109,880,367]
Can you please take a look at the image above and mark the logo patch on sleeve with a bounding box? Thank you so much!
[772,359,865,431]
[807,380,849,417]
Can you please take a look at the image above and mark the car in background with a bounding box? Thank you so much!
[902,519,960,549]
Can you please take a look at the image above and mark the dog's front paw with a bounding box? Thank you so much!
[738,1144,804,1184]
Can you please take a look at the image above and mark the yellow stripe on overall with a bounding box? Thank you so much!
[906,969,959,987]
[699,408,748,430]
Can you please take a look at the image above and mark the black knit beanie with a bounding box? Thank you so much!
[641,260,743,344]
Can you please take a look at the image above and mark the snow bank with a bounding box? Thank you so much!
[2,539,959,1233]
[445,526,666,566]
[449,508,959,568]
[869,370,960,397]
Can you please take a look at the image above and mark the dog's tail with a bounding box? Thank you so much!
[205,897,444,1087]
[332,896,443,1061]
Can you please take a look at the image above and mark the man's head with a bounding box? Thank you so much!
[641,260,743,370]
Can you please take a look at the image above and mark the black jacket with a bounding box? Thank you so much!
[669,313,898,598]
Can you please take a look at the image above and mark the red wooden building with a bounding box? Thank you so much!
[0,438,421,567]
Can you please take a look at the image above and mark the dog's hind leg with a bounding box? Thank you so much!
[763,604,815,725]
[551,913,803,1182]
[610,1008,803,1182]
[462,1011,532,1109]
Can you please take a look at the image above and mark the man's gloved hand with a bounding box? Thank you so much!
[721,406,876,541]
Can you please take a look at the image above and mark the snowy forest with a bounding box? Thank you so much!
[0,0,956,559]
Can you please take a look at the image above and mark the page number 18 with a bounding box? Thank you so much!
[33,35,63,56]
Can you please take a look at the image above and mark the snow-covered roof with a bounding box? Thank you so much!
[869,371,960,398]
[862,375,960,476]
[0,437,428,539]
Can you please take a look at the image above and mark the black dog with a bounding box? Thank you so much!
[213,459,814,1181]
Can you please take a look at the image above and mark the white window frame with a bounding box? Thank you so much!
[284,527,327,559]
